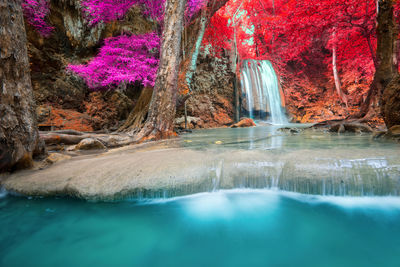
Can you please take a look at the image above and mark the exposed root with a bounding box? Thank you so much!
[118,87,153,133]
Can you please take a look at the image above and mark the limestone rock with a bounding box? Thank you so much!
[75,138,106,150]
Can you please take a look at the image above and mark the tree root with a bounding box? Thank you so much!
[40,132,137,149]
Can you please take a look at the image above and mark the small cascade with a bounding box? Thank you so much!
[240,60,288,124]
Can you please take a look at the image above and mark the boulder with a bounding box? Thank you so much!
[231,118,256,128]
[75,138,106,150]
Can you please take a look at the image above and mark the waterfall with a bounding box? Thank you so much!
[240,60,288,124]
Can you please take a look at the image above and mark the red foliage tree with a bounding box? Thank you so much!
[205,0,379,110]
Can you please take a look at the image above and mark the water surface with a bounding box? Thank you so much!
[1,190,400,267]
[2,127,400,266]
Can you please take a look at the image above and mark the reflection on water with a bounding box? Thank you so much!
[1,190,400,267]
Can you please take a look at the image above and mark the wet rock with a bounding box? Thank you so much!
[329,123,373,133]
[312,121,373,134]
[376,125,400,142]
[75,138,106,150]
[278,127,301,134]
[231,118,256,128]
[372,131,387,139]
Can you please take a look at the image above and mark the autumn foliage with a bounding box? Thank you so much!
[203,0,385,121]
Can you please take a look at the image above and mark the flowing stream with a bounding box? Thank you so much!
[1,126,400,266]
[241,60,287,124]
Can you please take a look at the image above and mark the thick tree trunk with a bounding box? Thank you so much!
[135,0,187,140]
[185,8,207,90]
[0,0,43,171]
[381,0,400,128]
[359,0,397,118]
[118,87,153,133]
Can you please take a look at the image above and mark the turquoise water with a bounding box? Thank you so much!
[1,190,400,267]
[2,127,400,266]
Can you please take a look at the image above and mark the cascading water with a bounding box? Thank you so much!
[241,60,288,124]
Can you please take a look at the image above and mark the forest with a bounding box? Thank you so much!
[1,0,400,266]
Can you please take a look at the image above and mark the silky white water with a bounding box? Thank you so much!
[241,60,288,124]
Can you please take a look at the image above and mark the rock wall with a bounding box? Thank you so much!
[176,52,235,129]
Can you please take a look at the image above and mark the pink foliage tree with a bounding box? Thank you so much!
[68,33,160,90]
[22,0,54,36]
[73,0,206,90]
[81,0,205,25]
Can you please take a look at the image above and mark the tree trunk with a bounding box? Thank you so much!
[231,27,240,122]
[381,0,400,127]
[135,0,187,140]
[0,0,43,172]
[359,0,397,118]
[179,0,229,93]
[332,40,348,106]
[185,8,207,90]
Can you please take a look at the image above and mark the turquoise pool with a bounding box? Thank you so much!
[1,189,400,267]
